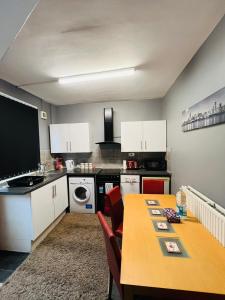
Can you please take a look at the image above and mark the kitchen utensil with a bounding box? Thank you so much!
[65,160,75,171]
[54,158,63,170]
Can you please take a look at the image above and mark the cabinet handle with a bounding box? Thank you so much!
[55,185,57,197]
[141,141,143,150]
[66,141,68,152]
[145,141,147,150]
[70,141,72,152]
[52,185,55,198]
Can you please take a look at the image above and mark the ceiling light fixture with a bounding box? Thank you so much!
[58,67,135,84]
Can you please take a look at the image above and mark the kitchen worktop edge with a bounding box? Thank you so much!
[0,168,171,195]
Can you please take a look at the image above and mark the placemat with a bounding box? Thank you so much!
[152,220,175,233]
[145,199,160,206]
[148,208,164,217]
[158,237,190,258]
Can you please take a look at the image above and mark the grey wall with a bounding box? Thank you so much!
[54,99,163,167]
[162,16,225,208]
[0,79,54,151]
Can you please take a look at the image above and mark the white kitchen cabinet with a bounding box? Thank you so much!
[50,124,70,153]
[121,120,166,152]
[143,120,166,152]
[31,176,68,239]
[70,123,91,153]
[50,123,91,153]
[120,175,140,200]
[121,121,143,152]
[0,176,68,252]
[31,182,55,240]
[52,176,68,218]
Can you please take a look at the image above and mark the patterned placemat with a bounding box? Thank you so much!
[145,199,160,206]
[152,220,175,233]
[148,208,164,217]
[158,237,190,258]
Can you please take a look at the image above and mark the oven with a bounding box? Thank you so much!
[96,169,120,213]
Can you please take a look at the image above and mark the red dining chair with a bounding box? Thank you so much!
[97,211,123,300]
[142,178,164,194]
[105,186,123,238]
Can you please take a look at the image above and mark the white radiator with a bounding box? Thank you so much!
[182,186,225,247]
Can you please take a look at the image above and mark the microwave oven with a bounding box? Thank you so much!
[144,159,167,171]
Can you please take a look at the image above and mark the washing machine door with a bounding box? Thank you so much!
[73,185,91,203]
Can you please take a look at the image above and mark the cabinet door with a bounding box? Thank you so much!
[120,175,140,198]
[70,123,91,153]
[121,183,140,197]
[31,184,55,240]
[53,176,68,218]
[121,122,143,152]
[143,120,167,152]
[50,124,70,153]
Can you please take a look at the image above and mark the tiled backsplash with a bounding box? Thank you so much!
[56,145,165,169]
[40,149,55,170]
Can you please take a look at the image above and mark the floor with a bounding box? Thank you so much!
[0,249,120,299]
[0,251,28,283]
[0,213,120,299]
[0,250,120,299]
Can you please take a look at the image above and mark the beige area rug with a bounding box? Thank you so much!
[0,213,109,299]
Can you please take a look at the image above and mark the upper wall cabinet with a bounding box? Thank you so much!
[50,123,92,153]
[121,120,166,152]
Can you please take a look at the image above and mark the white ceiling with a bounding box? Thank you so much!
[0,0,225,105]
[0,0,39,61]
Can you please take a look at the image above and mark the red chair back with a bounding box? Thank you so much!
[143,178,164,194]
[106,186,123,234]
[104,195,111,216]
[97,211,123,298]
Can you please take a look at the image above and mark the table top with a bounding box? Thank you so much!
[121,194,225,296]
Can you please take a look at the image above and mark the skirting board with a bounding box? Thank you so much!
[32,212,66,251]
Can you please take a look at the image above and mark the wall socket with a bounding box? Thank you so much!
[128,152,135,157]
[40,111,47,120]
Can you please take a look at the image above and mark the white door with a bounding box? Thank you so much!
[143,120,167,152]
[50,124,70,153]
[31,183,55,239]
[70,123,91,153]
[121,121,143,152]
[53,176,68,218]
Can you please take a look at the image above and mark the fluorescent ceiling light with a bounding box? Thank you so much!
[58,67,135,84]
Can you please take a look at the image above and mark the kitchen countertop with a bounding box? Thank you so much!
[0,170,68,195]
[67,168,102,176]
[0,168,103,196]
[120,169,171,177]
[0,168,171,195]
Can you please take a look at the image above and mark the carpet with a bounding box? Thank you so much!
[0,213,109,300]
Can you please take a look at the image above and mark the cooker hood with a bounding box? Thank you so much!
[96,108,120,145]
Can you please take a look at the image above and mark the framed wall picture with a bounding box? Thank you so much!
[182,86,225,132]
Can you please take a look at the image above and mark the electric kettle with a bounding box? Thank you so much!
[65,160,75,170]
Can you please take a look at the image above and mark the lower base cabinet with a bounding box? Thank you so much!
[0,176,68,252]
[31,176,68,240]
[53,176,68,219]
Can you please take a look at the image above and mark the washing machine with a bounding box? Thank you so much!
[69,177,95,213]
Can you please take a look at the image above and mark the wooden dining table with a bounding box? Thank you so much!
[120,194,225,300]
